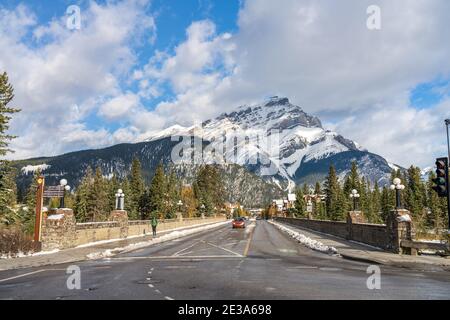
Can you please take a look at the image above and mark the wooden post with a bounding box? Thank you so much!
[34,176,45,244]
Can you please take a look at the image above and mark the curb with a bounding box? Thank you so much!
[0,220,229,272]
[340,252,450,272]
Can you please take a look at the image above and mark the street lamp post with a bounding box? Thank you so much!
[349,189,360,211]
[390,178,405,209]
[59,179,70,209]
[177,200,183,212]
[115,189,125,210]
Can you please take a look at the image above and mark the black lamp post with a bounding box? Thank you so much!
[59,179,70,208]
[349,189,360,211]
[390,178,405,209]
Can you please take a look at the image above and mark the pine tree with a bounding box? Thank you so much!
[164,167,180,219]
[0,162,18,225]
[380,186,391,223]
[293,187,305,217]
[148,163,167,218]
[194,165,224,216]
[313,182,326,219]
[74,167,93,222]
[107,173,120,212]
[20,170,41,228]
[129,157,145,219]
[89,167,108,222]
[371,181,382,223]
[324,165,342,220]
[302,183,309,195]
[405,166,426,229]
[0,72,20,225]
[0,72,20,157]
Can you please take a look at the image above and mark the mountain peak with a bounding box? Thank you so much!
[264,96,291,107]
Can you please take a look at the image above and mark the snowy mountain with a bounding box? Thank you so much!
[13,96,395,204]
[145,96,393,189]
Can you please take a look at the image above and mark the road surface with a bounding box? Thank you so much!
[0,220,449,299]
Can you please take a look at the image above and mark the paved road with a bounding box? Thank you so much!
[0,221,449,300]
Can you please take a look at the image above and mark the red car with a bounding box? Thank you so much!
[232,218,246,229]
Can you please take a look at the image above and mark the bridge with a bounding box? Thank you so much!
[0,206,449,299]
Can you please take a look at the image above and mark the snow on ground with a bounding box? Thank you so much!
[86,220,231,259]
[47,214,64,220]
[269,220,338,255]
[0,249,60,260]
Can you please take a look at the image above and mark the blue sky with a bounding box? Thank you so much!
[1,0,450,168]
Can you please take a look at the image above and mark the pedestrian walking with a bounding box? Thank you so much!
[151,216,158,236]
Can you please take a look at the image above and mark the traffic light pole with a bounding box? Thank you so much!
[446,120,450,232]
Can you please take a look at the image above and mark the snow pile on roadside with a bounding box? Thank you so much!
[0,249,60,260]
[269,220,338,255]
[87,220,231,260]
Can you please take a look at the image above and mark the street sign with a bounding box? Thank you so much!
[43,185,64,198]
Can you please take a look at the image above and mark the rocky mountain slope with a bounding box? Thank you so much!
[146,96,394,188]
[14,96,395,206]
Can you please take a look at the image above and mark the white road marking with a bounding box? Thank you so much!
[205,241,243,257]
[319,267,342,272]
[111,255,242,260]
[148,284,154,288]
[172,241,203,256]
[0,268,64,283]
[155,289,161,294]
[165,296,175,300]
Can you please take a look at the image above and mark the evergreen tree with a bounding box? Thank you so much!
[371,181,382,223]
[302,183,309,195]
[88,167,108,222]
[0,72,20,156]
[0,72,20,225]
[405,166,426,228]
[312,182,326,219]
[107,173,120,212]
[164,167,180,219]
[129,157,145,219]
[380,186,391,223]
[194,165,224,216]
[293,187,305,217]
[74,167,93,222]
[148,163,167,218]
[324,165,344,220]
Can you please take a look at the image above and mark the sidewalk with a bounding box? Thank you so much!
[0,220,228,272]
[276,221,450,272]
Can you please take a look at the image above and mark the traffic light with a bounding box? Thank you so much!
[432,157,449,198]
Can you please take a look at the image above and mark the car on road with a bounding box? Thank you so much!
[232,217,246,229]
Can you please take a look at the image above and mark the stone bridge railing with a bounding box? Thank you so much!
[40,209,226,251]
[276,209,416,254]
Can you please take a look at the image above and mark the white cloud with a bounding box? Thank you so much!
[1,0,155,159]
[136,0,450,168]
[98,92,140,120]
[3,0,450,169]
